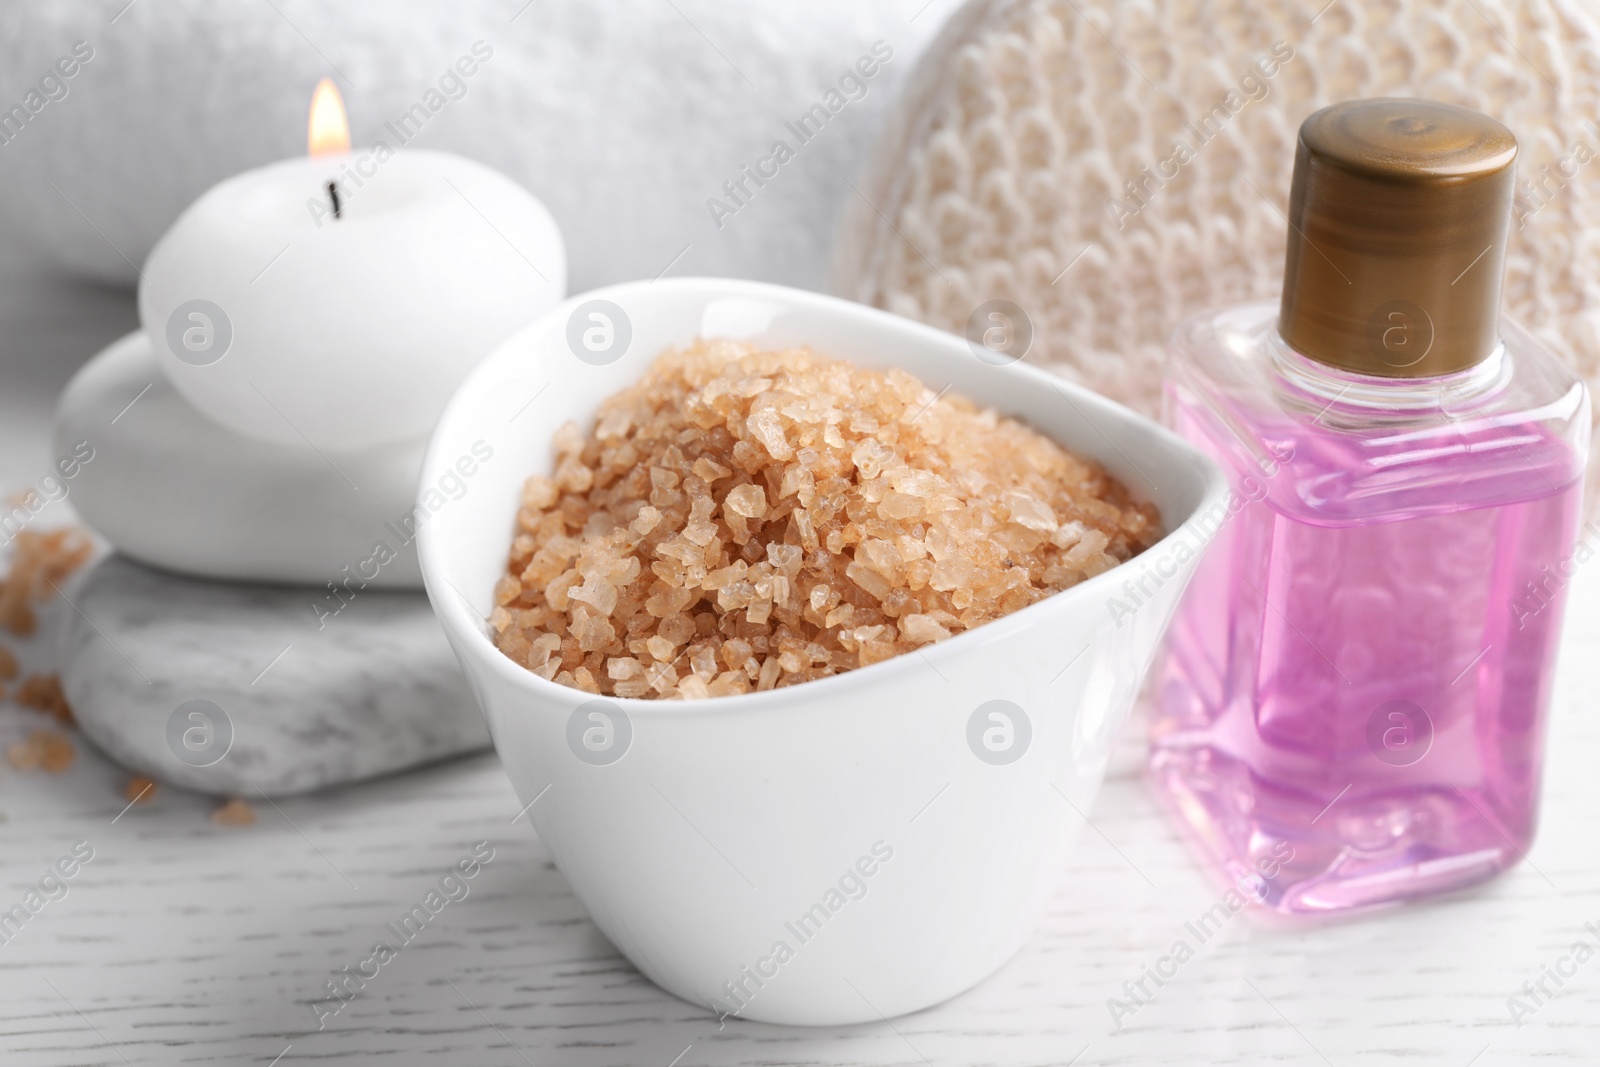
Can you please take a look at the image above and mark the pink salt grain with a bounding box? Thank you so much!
[490,339,1161,699]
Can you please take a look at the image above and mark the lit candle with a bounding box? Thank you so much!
[138,80,566,452]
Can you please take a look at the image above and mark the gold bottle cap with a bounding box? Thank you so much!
[1277,98,1517,377]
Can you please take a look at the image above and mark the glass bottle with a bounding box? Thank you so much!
[1151,98,1590,915]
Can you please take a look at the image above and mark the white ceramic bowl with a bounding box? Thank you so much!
[417,278,1227,1025]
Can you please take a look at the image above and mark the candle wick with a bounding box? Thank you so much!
[327,181,342,219]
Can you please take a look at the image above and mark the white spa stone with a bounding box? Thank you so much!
[54,330,433,588]
[60,555,490,797]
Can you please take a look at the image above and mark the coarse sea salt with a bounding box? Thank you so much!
[489,339,1160,699]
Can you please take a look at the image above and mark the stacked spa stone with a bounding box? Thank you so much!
[50,331,490,796]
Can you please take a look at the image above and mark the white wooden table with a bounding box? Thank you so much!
[3,270,1599,1067]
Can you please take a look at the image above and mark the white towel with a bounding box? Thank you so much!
[0,0,962,296]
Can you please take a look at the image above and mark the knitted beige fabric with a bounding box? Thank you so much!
[834,0,1600,498]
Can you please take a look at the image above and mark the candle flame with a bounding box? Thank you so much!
[307,78,350,156]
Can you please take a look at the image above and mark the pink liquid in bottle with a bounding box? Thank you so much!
[1153,307,1588,914]
[1149,100,1589,915]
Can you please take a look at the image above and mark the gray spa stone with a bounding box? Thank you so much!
[59,555,490,797]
